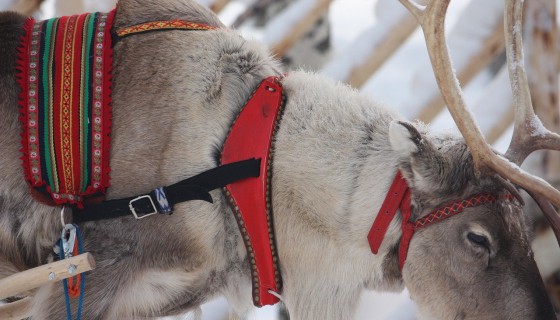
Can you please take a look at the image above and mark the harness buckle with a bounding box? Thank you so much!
[129,195,158,219]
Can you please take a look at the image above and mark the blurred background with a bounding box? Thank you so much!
[1,0,560,318]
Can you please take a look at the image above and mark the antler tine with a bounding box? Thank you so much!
[399,0,560,242]
[399,0,427,22]
[529,191,560,244]
[504,0,560,165]
[501,0,560,245]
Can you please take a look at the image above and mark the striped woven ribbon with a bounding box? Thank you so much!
[18,11,115,207]
[116,20,216,37]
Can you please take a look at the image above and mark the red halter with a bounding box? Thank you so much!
[368,172,517,270]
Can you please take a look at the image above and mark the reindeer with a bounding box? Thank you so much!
[0,0,558,319]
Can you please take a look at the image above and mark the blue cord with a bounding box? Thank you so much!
[76,225,85,320]
[59,225,86,320]
[59,238,72,320]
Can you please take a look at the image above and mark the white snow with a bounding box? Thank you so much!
[196,0,218,7]
[530,115,548,137]
[354,290,416,320]
[82,0,116,12]
[447,0,503,70]
[321,0,409,81]
[262,0,317,46]
[430,65,512,137]
[184,291,415,320]
[493,125,514,154]
[328,0,378,50]
[361,0,501,118]
[0,0,13,10]
[217,1,247,26]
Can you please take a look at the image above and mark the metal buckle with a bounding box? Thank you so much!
[129,195,158,219]
[61,224,77,259]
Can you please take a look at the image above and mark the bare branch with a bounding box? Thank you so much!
[231,0,275,28]
[267,0,331,57]
[345,15,419,88]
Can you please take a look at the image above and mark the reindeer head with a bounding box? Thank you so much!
[390,121,555,319]
[392,0,560,318]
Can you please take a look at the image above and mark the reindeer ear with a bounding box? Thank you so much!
[389,121,474,197]
[389,121,423,157]
[389,121,439,193]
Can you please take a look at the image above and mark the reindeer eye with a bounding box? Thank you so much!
[467,232,488,247]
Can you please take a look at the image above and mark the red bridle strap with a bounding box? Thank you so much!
[369,172,517,271]
[367,172,410,254]
[398,191,516,269]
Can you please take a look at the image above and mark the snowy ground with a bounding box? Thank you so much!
[183,290,417,320]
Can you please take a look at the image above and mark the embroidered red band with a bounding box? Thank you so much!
[369,172,517,270]
[398,192,516,269]
[116,20,217,37]
[413,192,515,229]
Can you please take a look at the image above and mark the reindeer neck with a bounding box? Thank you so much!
[272,72,405,290]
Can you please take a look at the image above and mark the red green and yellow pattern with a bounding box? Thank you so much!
[18,11,115,207]
[116,20,216,37]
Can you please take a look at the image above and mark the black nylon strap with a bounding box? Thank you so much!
[73,158,261,222]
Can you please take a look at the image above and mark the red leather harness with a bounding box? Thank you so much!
[368,172,517,270]
[117,18,285,306]
[221,76,285,306]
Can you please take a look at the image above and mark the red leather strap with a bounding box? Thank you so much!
[367,171,410,254]
[413,192,514,229]
[398,189,413,270]
[370,172,518,271]
[398,192,516,269]
[221,76,283,307]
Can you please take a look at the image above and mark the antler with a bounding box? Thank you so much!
[399,0,560,243]
[503,0,560,165]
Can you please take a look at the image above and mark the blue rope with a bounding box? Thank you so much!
[59,224,86,320]
[58,240,72,320]
[76,225,85,320]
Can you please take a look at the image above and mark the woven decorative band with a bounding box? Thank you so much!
[116,20,217,37]
[413,192,517,230]
[18,11,115,206]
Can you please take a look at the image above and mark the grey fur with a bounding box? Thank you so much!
[0,1,555,319]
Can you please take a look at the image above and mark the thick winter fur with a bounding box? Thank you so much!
[0,1,555,319]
